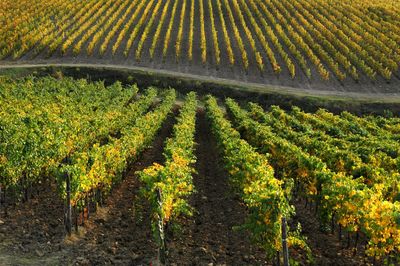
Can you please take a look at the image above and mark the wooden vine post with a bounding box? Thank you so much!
[156,188,166,265]
[0,185,3,217]
[65,171,72,236]
[281,217,290,266]
[2,186,7,217]
[86,194,90,220]
[74,205,79,233]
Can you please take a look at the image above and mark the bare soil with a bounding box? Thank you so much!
[0,181,66,266]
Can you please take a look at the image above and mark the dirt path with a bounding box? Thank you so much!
[1,63,399,101]
[167,111,268,265]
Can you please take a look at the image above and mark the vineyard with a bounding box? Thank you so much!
[0,0,399,92]
[0,76,399,265]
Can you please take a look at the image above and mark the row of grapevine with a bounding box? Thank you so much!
[290,108,400,172]
[139,92,197,253]
[284,0,397,80]
[175,0,187,61]
[289,0,367,80]
[341,112,400,140]
[199,0,207,64]
[187,0,195,62]
[251,102,400,183]
[207,0,220,66]
[331,111,398,141]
